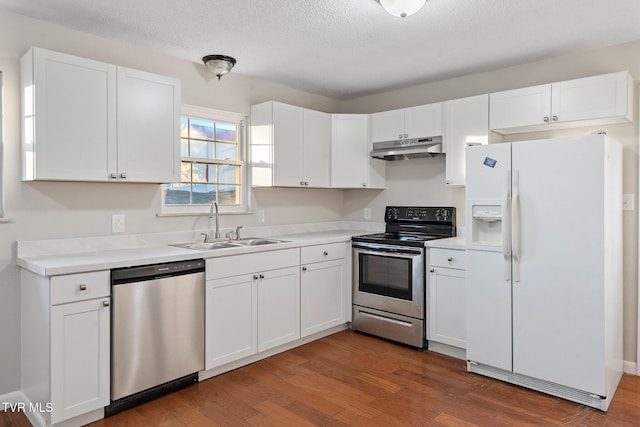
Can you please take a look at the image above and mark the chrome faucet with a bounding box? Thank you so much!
[226,225,243,240]
[209,201,220,239]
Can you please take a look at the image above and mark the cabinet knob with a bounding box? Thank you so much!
[259,274,265,279]
[119,173,127,179]
[430,268,435,273]
[253,274,259,280]
[102,300,110,307]
[404,134,408,138]
[543,116,550,123]
[302,266,307,271]
[323,251,328,256]
[361,183,367,187]
[110,173,118,180]
[398,134,403,139]
[300,181,305,186]
[552,115,558,122]
[79,284,87,291]
[447,257,453,262]
[305,181,309,186]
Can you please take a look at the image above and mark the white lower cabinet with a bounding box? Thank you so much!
[21,270,111,426]
[427,248,467,349]
[205,249,300,369]
[300,243,348,337]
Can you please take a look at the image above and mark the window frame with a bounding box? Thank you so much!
[161,104,248,215]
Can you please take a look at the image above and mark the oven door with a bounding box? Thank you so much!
[352,243,425,319]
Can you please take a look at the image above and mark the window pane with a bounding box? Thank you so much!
[180,117,189,138]
[181,163,192,183]
[218,185,239,205]
[190,140,213,159]
[215,122,237,142]
[165,183,191,205]
[189,118,214,140]
[181,138,189,157]
[218,165,238,185]
[192,184,216,204]
[216,142,237,160]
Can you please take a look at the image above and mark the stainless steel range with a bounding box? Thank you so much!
[351,206,456,348]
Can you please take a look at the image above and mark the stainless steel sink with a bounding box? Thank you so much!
[170,238,289,251]
[234,238,290,246]
[170,241,244,250]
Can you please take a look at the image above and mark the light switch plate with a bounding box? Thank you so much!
[112,214,125,233]
[364,208,371,220]
[257,210,265,223]
[623,194,634,211]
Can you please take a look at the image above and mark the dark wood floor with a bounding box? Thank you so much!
[2,330,640,426]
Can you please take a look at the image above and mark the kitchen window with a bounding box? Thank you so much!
[161,105,247,214]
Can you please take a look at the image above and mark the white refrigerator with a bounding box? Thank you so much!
[465,134,623,411]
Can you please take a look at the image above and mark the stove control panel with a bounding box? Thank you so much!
[385,206,455,223]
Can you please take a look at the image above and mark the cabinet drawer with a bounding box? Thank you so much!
[51,271,110,305]
[429,248,466,270]
[206,248,300,280]
[301,242,346,264]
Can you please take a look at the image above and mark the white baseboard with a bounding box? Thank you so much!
[623,360,637,375]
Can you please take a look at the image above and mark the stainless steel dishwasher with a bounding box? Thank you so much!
[106,259,205,416]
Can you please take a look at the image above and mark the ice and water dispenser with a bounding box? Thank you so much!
[471,204,503,246]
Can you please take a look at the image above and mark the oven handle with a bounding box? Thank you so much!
[352,247,422,258]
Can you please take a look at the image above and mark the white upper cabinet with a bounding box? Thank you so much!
[331,114,385,189]
[250,101,331,188]
[490,71,633,134]
[371,103,443,143]
[443,94,489,187]
[21,47,181,183]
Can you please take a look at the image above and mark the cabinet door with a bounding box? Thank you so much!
[551,71,631,124]
[50,298,110,424]
[257,267,300,352]
[428,267,466,349]
[331,114,384,188]
[302,109,331,187]
[405,103,442,139]
[370,109,405,142]
[205,274,257,369]
[489,84,551,131]
[444,95,488,186]
[272,102,304,186]
[301,259,346,337]
[27,47,117,181]
[117,67,180,183]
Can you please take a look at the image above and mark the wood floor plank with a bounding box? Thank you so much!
[3,330,640,426]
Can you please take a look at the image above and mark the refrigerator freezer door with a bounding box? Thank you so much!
[511,135,606,395]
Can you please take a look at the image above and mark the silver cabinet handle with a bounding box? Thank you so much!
[110,173,118,180]
[552,115,558,121]
[305,182,309,186]
[323,251,328,256]
[259,274,265,279]
[447,257,453,262]
[103,300,110,307]
[430,268,435,273]
[404,134,408,138]
[300,181,305,186]
[120,173,127,179]
[361,183,367,187]
[543,116,550,123]
[79,284,87,291]
[253,274,259,280]
[398,134,403,139]
[302,266,307,271]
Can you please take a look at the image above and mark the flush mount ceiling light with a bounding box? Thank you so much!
[378,0,427,18]
[202,54,237,80]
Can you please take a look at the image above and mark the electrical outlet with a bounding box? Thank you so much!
[257,210,265,223]
[364,208,371,220]
[112,214,125,233]
[623,194,634,211]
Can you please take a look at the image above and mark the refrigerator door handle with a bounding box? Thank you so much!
[502,169,512,281]
[512,170,521,282]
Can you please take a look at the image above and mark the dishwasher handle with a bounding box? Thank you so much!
[112,259,205,285]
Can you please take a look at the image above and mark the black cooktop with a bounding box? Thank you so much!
[352,206,456,247]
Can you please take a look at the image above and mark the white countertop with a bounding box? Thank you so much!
[17,227,374,277]
[425,235,466,250]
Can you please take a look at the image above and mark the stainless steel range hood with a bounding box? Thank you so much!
[370,136,444,161]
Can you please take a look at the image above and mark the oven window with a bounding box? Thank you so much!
[359,253,412,300]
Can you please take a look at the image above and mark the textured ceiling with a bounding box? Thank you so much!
[1,0,640,100]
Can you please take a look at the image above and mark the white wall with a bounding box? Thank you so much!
[0,9,638,396]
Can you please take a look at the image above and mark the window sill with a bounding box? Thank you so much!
[156,211,254,218]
